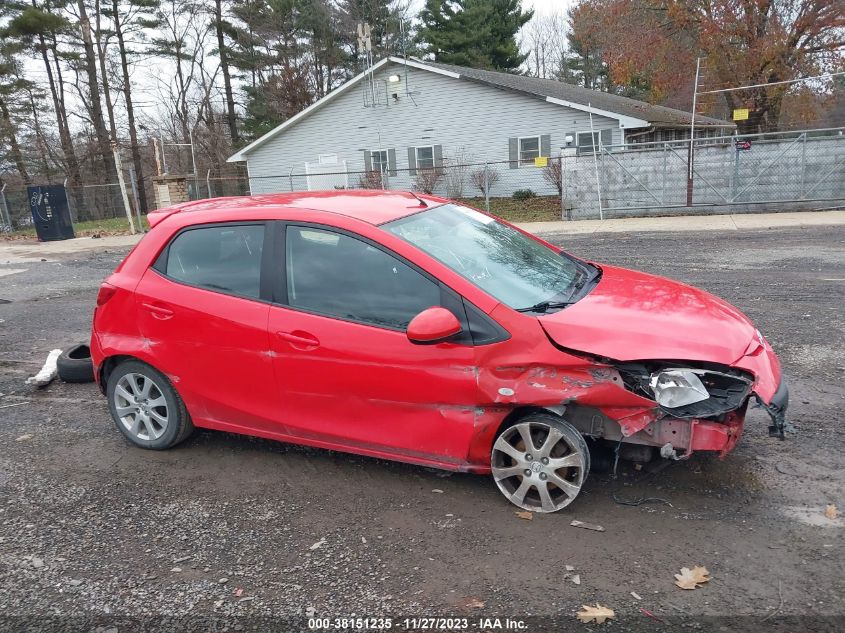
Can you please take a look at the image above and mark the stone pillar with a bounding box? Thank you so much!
[152,175,190,209]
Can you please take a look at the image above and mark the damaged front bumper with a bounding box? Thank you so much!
[756,378,790,439]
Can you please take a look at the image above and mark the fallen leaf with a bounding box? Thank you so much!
[570,574,581,585]
[309,538,326,550]
[15,434,32,442]
[576,603,615,624]
[514,511,533,520]
[824,504,837,520]
[570,520,605,532]
[674,565,711,590]
[464,598,485,608]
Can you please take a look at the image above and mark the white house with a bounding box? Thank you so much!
[227,56,733,197]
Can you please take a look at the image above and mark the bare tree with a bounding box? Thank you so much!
[520,11,567,79]
[542,157,562,196]
[74,0,117,177]
[444,147,470,198]
[470,165,500,197]
[414,169,443,195]
[212,0,238,143]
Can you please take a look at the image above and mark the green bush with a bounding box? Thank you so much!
[512,189,536,200]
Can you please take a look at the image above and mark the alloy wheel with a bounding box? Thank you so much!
[491,420,587,512]
[113,372,169,441]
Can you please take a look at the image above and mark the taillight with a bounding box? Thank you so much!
[96,283,118,306]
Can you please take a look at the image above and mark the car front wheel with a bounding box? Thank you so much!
[106,360,193,450]
[491,414,589,513]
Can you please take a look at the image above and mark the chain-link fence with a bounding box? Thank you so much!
[182,157,568,224]
[2,127,843,235]
[187,127,843,222]
[595,127,845,216]
[0,182,134,233]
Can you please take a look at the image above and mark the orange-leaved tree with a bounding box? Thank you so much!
[571,0,845,133]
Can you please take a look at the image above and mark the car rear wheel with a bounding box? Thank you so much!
[491,414,589,513]
[106,360,193,450]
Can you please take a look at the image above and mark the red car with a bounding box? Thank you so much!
[90,191,788,513]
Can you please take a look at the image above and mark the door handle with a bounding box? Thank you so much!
[276,330,320,349]
[141,302,174,320]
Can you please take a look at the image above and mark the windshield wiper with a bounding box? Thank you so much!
[515,300,573,314]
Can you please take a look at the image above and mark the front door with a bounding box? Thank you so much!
[267,224,479,464]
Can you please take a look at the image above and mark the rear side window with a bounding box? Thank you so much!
[161,224,264,299]
[285,226,440,329]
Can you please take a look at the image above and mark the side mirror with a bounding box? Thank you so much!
[407,307,462,345]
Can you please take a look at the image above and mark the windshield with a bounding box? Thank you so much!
[384,204,585,311]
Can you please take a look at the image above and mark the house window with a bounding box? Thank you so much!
[371,149,388,173]
[415,146,435,170]
[577,131,600,152]
[519,136,540,164]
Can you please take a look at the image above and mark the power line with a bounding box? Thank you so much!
[698,71,845,95]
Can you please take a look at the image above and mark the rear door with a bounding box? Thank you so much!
[134,222,279,432]
[266,223,480,464]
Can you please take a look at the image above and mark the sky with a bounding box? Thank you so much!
[521,0,573,15]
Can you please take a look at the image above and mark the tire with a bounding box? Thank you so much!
[106,360,194,450]
[490,413,590,513]
[56,344,95,383]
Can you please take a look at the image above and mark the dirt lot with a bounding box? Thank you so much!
[0,225,842,632]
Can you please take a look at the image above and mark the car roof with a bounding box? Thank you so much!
[147,190,446,228]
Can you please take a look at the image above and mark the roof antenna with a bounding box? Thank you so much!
[407,190,428,207]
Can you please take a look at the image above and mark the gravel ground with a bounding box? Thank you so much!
[0,226,843,632]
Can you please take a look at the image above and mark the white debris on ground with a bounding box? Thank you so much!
[25,349,62,388]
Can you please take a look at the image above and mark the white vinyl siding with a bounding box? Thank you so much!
[244,63,623,194]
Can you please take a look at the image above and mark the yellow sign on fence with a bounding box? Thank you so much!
[534,156,548,167]
[733,108,749,121]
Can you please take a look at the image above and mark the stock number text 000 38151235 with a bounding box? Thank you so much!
[307,617,475,630]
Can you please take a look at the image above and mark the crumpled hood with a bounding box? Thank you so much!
[539,264,757,364]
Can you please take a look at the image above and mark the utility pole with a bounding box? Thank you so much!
[686,57,701,207]
[112,141,136,234]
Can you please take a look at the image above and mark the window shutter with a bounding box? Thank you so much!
[600,128,613,149]
[508,137,518,168]
[433,144,443,169]
[407,147,417,175]
[364,150,372,172]
[540,134,551,157]
[387,148,397,176]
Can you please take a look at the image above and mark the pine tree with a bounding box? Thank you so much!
[417,0,532,71]
[0,41,33,184]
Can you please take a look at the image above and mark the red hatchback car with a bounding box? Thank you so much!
[91,191,788,513]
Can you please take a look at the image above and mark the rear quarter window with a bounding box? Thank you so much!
[157,224,265,299]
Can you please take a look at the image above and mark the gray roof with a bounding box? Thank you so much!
[423,60,734,128]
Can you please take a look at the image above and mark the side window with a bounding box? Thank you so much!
[162,224,264,299]
[285,226,440,329]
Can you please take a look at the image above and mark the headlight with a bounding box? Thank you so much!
[649,369,709,408]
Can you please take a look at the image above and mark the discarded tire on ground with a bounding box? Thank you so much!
[56,344,95,383]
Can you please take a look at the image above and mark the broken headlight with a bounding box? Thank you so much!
[616,362,753,420]
[650,368,752,418]
[649,369,710,408]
